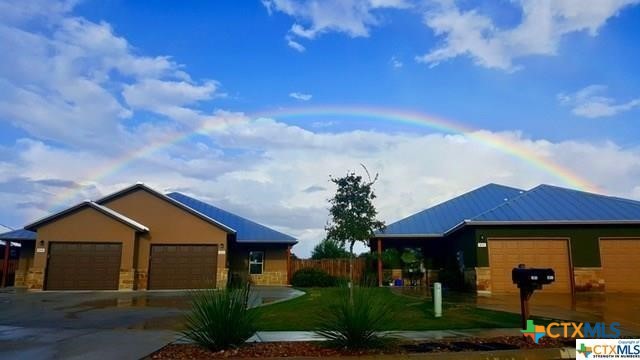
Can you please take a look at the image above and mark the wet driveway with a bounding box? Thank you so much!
[476,292,640,335]
[0,286,303,360]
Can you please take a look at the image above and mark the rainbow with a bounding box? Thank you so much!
[48,105,599,210]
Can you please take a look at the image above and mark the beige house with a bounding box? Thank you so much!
[15,183,296,291]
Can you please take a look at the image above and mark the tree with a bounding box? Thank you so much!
[311,239,351,260]
[325,165,385,299]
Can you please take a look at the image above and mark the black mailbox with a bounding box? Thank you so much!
[512,264,556,331]
[512,267,555,290]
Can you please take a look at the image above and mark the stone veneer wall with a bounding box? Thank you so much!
[217,268,229,288]
[14,269,26,287]
[26,268,45,290]
[573,267,604,292]
[135,270,148,290]
[463,269,477,290]
[250,271,287,285]
[118,269,135,290]
[475,267,491,294]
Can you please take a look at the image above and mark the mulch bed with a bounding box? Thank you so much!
[148,336,575,359]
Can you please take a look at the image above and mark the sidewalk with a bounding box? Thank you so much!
[247,328,522,342]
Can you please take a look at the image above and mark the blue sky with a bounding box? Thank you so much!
[1,0,639,255]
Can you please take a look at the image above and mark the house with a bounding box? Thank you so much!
[11,183,296,291]
[372,183,640,294]
[0,227,27,287]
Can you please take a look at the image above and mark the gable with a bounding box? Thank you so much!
[100,188,232,242]
[96,184,234,233]
[36,206,138,242]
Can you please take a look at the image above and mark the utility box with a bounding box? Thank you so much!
[512,267,555,290]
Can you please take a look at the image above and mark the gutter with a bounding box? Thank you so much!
[464,220,640,226]
[374,233,444,238]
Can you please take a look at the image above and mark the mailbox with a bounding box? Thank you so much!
[512,267,555,290]
[511,264,556,330]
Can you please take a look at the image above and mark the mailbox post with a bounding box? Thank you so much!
[512,264,555,329]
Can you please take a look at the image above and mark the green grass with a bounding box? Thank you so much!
[253,287,539,331]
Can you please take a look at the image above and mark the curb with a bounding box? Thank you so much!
[253,347,576,359]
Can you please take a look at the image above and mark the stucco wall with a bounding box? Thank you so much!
[102,189,229,289]
[473,225,640,268]
[29,206,137,290]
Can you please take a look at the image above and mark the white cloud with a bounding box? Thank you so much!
[289,92,313,101]
[0,0,78,24]
[263,0,411,50]
[2,113,640,257]
[0,3,203,147]
[286,36,306,52]
[1,0,640,260]
[390,56,403,68]
[417,0,640,71]
[558,85,640,118]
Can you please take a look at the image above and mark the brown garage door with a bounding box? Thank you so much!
[148,245,218,290]
[46,242,122,290]
[600,238,640,292]
[488,239,571,293]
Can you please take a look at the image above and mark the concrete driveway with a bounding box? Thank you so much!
[0,286,302,360]
[475,292,640,335]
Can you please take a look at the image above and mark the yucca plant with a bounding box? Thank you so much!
[182,287,257,351]
[315,287,393,349]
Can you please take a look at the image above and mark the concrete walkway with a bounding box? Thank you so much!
[247,328,523,342]
[0,325,178,360]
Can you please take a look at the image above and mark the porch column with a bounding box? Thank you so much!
[1,240,9,288]
[377,238,383,287]
[286,245,292,285]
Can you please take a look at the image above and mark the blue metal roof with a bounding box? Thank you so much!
[0,229,36,241]
[471,184,640,223]
[167,192,297,244]
[378,184,525,236]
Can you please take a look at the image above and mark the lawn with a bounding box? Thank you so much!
[253,287,537,331]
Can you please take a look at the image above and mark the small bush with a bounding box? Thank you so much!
[291,268,337,287]
[315,287,393,349]
[182,287,257,351]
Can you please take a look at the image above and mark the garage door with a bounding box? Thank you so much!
[46,243,122,290]
[148,245,218,290]
[600,239,640,292]
[488,239,571,293]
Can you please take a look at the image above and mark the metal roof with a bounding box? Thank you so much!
[24,201,149,232]
[470,184,640,223]
[378,183,525,237]
[0,229,36,241]
[96,183,235,234]
[167,192,297,244]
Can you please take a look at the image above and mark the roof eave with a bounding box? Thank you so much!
[236,239,298,244]
[465,220,640,226]
[374,233,444,238]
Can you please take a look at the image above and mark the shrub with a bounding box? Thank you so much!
[311,239,351,259]
[291,268,337,287]
[182,287,257,351]
[315,287,393,349]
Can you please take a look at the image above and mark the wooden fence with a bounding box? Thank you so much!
[290,258,367,282]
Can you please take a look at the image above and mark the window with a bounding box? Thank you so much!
[249,251,264,275]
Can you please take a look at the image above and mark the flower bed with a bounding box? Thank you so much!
[148,336,574,359]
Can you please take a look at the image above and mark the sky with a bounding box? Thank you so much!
[0,0,639,257]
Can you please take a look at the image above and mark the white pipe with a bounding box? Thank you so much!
[434,282,442,318]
